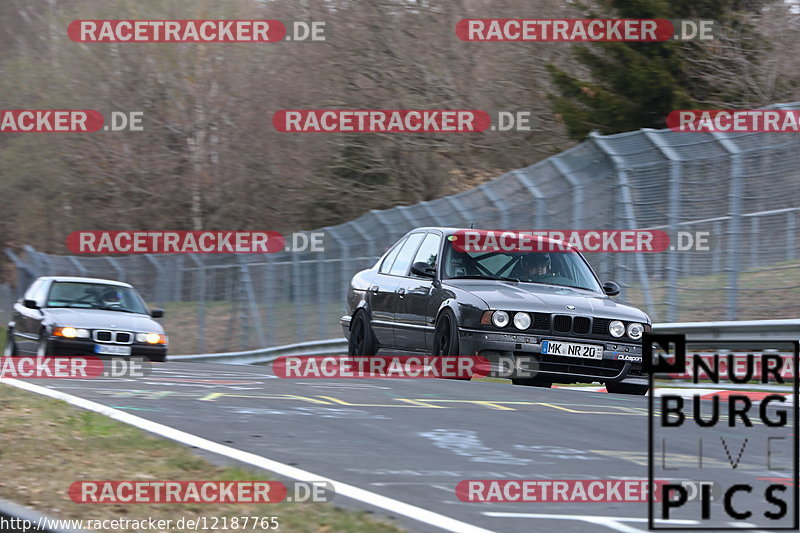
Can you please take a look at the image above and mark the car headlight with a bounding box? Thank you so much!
[513,312,531,330]
[491,310,510,328]
[627,323,644,340]
[136,332,167,344]
[609,320,625,338]
[53,326,90,339]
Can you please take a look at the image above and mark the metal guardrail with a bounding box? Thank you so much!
[171,319,800,364]
[653,319,800,341]
[170,338,349,364]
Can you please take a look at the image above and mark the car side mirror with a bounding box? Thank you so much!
[23,299,39,309]
[602,281,621,296]
[150,308,164,318]
[410,262,436,278]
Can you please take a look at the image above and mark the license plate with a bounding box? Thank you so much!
[541,340,603,359]
[94,344,131,356]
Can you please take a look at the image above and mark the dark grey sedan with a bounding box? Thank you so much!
[4,276,168,362]
[341,227,651,394]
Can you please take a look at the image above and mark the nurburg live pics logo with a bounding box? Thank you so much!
[645,333,799,530]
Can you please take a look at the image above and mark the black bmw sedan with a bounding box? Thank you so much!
[341,227,651,394]
[4,276,168,361]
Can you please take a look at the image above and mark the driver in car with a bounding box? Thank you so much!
[100,289,123,308]
[518,253,552,282]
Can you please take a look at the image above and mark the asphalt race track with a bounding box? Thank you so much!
[18,362,798,533]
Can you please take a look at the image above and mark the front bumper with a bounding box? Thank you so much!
[48,337,168,360]
[458,327,645,384]
[340,315,352,340]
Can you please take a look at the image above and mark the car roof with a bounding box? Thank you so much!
[35,276,133,288]
[407,227,570,248]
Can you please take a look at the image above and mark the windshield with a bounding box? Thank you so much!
[45,282,149,314]
[442,246,603,292]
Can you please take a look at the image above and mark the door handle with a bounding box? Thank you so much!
[396,288,406,297]
[369,285,380,293]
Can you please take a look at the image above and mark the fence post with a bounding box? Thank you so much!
[590,133,656,318]
[291,252,301,344]
[551,158,583,230]
[173,255,184,301]
[238,256,266,348]
[712,221,722,274]
[67,256,88,278]
[4,248,36,297]
[317,258,326,339]
[23,245,44,278]
[143,255,166,307]
[187,255,206,353]
[325,227,351,307]
[711,132,742,321]
[105,256,124,281]
[749,217,759,269]
[643,130,682,322]
[262,254,275,347]
[480,181,511,229]
[511,169,546,229]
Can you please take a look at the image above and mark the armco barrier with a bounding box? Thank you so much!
[169,338,349,364]
[172,319,800,364]
[652,318,800,341]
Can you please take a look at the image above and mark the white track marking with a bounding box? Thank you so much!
[2,379,496,533]
[726,522,772,532]
[482,512,700,533]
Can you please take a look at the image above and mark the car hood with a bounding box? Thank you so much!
[443,279,649,322]
[42,308,164,332]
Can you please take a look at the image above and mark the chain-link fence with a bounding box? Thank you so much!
[5,102,800,353]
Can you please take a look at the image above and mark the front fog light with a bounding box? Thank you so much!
[627,323,644,340]
[513,312,531,330]
[491,311,510,328]
[609,320,625,338]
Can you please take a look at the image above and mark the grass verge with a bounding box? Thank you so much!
[0,384,403,533]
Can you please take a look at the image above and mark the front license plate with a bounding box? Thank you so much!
[541,340,603,359]
[94,344,131,356]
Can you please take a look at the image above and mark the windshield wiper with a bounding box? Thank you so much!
[449,275,520,283]
[99,307,139,313]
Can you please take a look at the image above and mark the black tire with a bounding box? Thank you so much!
[432,310,459,357]
[3,330,17,357]
[606,382,649,395]
[432,310,473,380]
[511,377,553,388]
[348,312,376,356]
